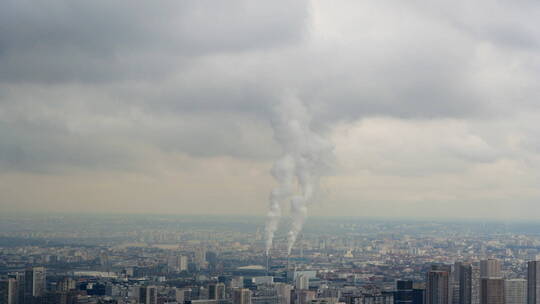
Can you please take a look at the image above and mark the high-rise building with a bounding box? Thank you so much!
[57,277,76,292]
[480,260,501,279]
[294,290,316,304]
[147,286,158,304]
[16,272,25,304]
[0,278,18,304]
[505,279,526,304]
[138,286,146,304]
[295,275,309,290]
[0,280,9,304]
[24,266,46,300]
[167,255,178,270]
[458,263,473,304]
[472,264,481,304]
[195,248,207,270]
[480,278,504,304]
[176,288,192,303]
[395,280,413,304]
[396,281,424,304]
[209,283,226,300]
[179,255,189,272]
[528,261,540,304]
[233,288,252,304]
[139,286,158,304]
[206,251,219,271]
[426,266,451,304]
[453,264,462,304]
[413,289,425,304]
[275,283,292,304]
[168,255,189,272]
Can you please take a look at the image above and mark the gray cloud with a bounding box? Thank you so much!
[0,86,279,172]
[424,0,540,49]
[0,119,135,173]
[0,0,309,83]
[1,0,540,219]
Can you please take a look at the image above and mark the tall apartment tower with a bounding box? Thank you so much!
[209,283,226,300]
[453,263,462,304]
[472,264,481,304]
[24,267,46,299]
[175,288,192,304]
[0,278,18,304]
[295,290,316,304]
[395,280,414,304]
[139,286,158,304]
[426,266,451,304]
[414,288,425,304]
[481,260,501,279]
[275,283,292,304]
[195,248,207,269]
[480,278,504,304]
[458,263,473,304]
[233,288,252,304]
[57,277,76,292]
[528,261,540,304]
[179,255,189,272]
[295,275,309,290]
[505,279,526,304]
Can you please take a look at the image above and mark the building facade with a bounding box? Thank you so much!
[505,279,526,304]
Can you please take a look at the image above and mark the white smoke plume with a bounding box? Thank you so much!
[264,155,295,255]
[264,96,333,255]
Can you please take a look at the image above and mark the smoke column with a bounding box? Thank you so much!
[264,97,333,255]
[264,155,295,255]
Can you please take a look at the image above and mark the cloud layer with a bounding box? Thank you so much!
[2,0,540,218]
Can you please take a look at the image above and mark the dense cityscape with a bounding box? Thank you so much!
[4,0,540,304]
[2,215,540,304]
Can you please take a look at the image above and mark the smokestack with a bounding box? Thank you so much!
[264,96,333,255]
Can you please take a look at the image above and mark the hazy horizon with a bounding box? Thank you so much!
[3,211,540,223]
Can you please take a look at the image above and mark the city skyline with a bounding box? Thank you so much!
[4,214,540,303]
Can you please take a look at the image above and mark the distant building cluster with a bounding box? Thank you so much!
[2,216,540,304]
[2,258,540,304]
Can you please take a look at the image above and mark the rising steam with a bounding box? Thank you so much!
[264,97,333,255]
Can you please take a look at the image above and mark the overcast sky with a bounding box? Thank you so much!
[2,0,540,219]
